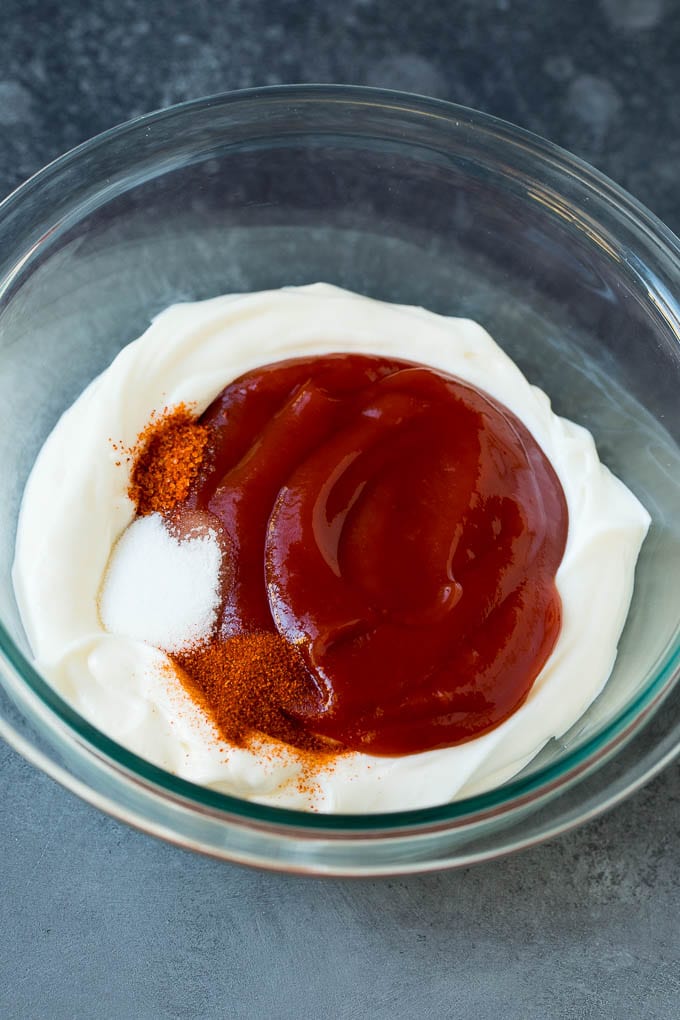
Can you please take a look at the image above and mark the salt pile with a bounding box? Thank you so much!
[99,513,222,652]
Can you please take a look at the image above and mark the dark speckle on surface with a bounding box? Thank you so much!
[1,2,679,1018]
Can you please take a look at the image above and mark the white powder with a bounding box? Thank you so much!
[99,513,222,652]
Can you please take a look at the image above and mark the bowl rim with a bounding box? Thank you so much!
[1,83,679,840]
[5,82,680,260]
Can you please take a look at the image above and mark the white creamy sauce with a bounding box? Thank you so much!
[12,284,650,813]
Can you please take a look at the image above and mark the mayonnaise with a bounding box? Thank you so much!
[12,285,650,812]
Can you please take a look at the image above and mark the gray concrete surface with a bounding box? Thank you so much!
[3,742,679,1018]
[1,2,679,1017]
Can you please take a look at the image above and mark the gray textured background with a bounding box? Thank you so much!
[1,1,679,1017]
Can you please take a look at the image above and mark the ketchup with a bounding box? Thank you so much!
[181,354,568,755]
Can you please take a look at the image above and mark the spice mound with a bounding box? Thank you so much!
[175,633,329,752]
[128,404,208,516]
[101,352,569,759]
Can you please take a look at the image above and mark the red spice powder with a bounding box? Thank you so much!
[126,403,208,516]
[173,632,330,754]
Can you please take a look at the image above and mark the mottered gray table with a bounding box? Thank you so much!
[1,2,679,1017]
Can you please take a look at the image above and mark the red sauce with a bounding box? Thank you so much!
[179,354,568,755]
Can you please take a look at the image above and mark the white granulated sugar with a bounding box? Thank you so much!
[99,513,222,652]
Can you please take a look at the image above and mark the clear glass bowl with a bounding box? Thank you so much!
[1,85,678,875]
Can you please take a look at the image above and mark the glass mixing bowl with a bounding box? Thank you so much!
[1,86,679,875]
